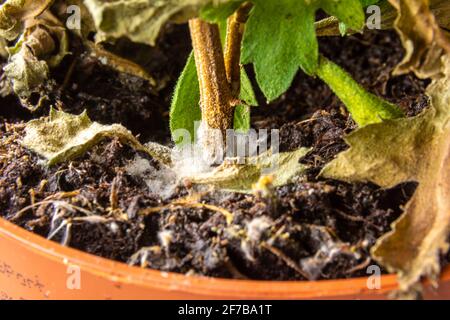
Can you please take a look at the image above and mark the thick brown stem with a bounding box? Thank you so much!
[188,4,251,161]
[224,2,252,98]
[189,18,233,136]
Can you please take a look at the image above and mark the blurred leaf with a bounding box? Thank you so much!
[83,0,228,46]
[200,0,243,22]
[3,46,49,99]
[0,0,53,40]
[1,3,69,102]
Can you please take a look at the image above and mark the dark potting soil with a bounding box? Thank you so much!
[0,28,441,280]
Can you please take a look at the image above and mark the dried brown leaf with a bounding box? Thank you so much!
[389,0,450,78]
[189,148,310,193]
[321,55,450,293]
[22,109,172,166]
[83,0,228,46]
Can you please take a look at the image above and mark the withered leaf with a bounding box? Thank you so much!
[0,0,53,40]
[2,5,69,101]
[83,0,228,46]
[22,109,172,166]
[388,0,450,78]
[188,148,310,192]
[321,55,450,292]
[3,46,49,99]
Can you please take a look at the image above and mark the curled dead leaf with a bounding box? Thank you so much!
[321,55,450,294]
[1,2,69,103]
[0,0,54,40]
[22,109,172,166]
[188,148,310,193]
[83,0,228,46]
[3,45,49,100]
[388,0,450,78]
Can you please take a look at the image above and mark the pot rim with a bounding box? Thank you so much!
[1,217,449,299]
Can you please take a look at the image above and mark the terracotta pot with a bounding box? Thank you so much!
[0,218,449,300]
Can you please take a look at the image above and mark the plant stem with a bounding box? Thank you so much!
[188,4,252,161]
[316,55,404,126]
[189,18,233,158]
[224,2,252,98]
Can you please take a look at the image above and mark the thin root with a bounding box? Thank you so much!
[140,196,234,225]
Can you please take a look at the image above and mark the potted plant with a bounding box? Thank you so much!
[0,0,449,300]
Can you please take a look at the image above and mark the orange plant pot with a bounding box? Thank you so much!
[0,217,449,300]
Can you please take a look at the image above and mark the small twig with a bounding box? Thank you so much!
[60,57,77,91]
[344,257,371,275]
[109,173,122,211]
[10,194,92,222]
[334,209,366,222]
[261,241,310,279]
[224,259,249,279]
[140,197,234,225]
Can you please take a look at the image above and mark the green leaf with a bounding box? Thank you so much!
[170,53,201,145]
[22,109,172,166]
[338,0,381,35]
[188,147,311,193]
[170,53,257,144]
[200,0,244,23]
[241,0,365,101]
[234,69,258,132]
[360,0,380,6]
[234,105,250,132]
[316,55,404,126]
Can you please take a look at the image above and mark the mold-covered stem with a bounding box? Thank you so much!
[189,18,233,136]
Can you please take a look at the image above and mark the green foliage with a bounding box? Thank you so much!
[316,56,404,126]
[170,53,257,145]
[169,54,200,145]
[241,0,365,101]
[200,0,243,23]
[171,0,403,146]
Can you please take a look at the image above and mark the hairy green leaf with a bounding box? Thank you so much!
[23,109,172,166]
[316,55,404,126]
[241,0,365,101]
[170,53,201,145]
